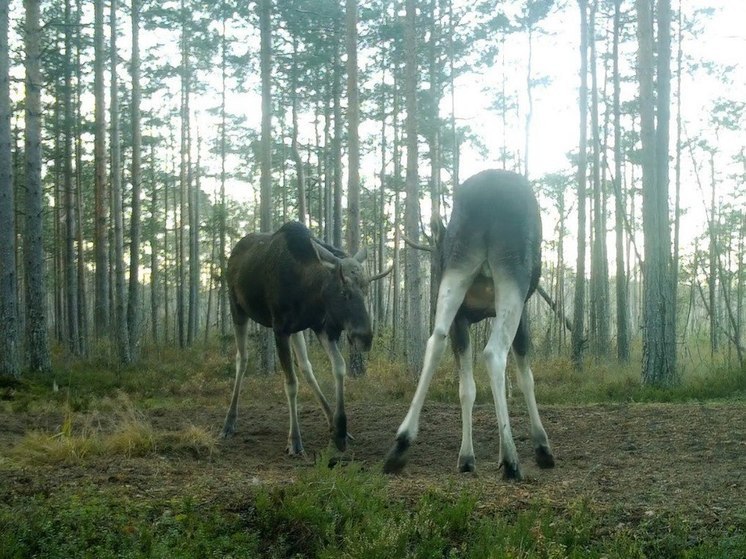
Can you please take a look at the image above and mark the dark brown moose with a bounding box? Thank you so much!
[222,221,388,455]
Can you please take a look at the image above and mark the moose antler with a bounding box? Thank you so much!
[368,265,393,282]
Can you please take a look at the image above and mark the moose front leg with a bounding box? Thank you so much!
[222,320,249,438]
[290,332,335,432]
[318,333,350,452]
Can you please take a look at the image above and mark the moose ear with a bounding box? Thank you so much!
[352,247,367,263]
[312,240,339,269]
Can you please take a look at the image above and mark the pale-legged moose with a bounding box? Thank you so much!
[222,221,385,455]
[384,170,555,479]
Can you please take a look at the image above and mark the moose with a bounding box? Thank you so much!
[221,221,387,455]
[384,169,555,479]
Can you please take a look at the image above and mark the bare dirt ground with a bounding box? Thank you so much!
[1,397,745,539]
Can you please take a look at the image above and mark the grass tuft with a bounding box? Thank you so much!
[9,392,218,465]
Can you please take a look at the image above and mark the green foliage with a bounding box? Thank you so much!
[0,491,259,559]
[4,462,742,558]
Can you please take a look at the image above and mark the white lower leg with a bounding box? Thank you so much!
[396,328,448,440]
[457,341,476,469]
[485,344,518,469]
[291,333,333,427]
[222,323,249,436]
[514,353,548,443]
[284,373,303,454]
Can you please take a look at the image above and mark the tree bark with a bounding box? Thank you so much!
[571,0,589,369]
[404,0,425,374]
[93,0,109,337]
[177,0,189,348]
[111,0,131,363]
[127,0,142,359]
[62,0,80,356]
[332,38,343,249]
[23,0,51,373]
[218,15,228,341]
[74,0,88,355]
[427,0,442,328]
[638,0,677,385]
[289,38,306,226]
[258,0,275,373]
[612,0,629,361]
[0,0,19,377]
[149,144,159,345]
[346,0,365,376]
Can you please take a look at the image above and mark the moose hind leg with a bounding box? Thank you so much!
[483,275,525,480]
[276,334,304,455]
[222,320,249,438]
[384,266,478,474]
[452,318,476,473]
[512,315,554,469]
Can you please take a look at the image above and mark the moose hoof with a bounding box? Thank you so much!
[332,414,349,452]
[501,460,523,481]
[458,455,476,473]
[333,432,348,452]
[286,441,304,456]
[535,446,555,469]
[383,435,411,474]
[220,425,236,439]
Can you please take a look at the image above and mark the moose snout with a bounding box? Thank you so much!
[348,330,373,352]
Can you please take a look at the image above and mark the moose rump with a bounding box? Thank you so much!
[222,221,373,455]
[384,169,554,479]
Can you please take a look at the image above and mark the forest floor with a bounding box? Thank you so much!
[2,383,745,553]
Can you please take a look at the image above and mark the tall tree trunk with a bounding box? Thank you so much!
[427,0,441,328]
[589,0,609,357]
[404,0,425,374]
[332,39,343,248]
[149,144,159,345]
[289,38,306,225]
[322,95,332,243]
[63,0,80,356]
[164,145,174,343]
[447,0,458,187]
[258,0,275,373]
[708,154,718,355]
[127,0,142,359]
[111,0,130,363]
[346,0,360,255]
[377,44,388,327]
[0,0,19,377]
[189,130,200,343]
[524,23,533,178]
[23,0,51,373]
[672,0,682,347]
[219,15,228,341]
[392,59,402,356]
[93,0,109,338]
[74,0,88,355]
[571,0,589,369]
[638,0,677,385]
[52,107,62,345]
[656,0,676,369]
[177,1,189,348]
[346,0,365,376]
[612,0,629,361]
